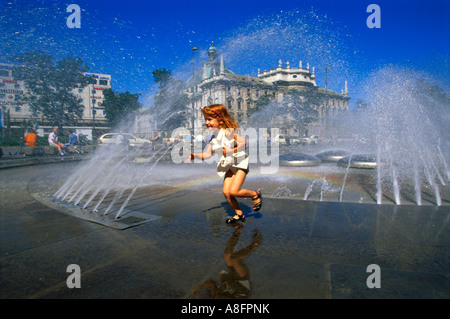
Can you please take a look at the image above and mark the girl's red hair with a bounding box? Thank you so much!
[202,104,239,129]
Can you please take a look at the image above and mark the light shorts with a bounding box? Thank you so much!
[217,153,249,177]
[49,142,62,148]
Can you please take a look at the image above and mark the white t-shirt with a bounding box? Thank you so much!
[211,129,248,177]
[48,132,58,144]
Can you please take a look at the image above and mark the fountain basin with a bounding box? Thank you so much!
[316,150,351,162]
[279,153,321,167]
[337,154,377,169]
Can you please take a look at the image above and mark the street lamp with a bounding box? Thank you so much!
[90,83,96,140]
[325,67,331,135]
[192,46,198,79]
[92,108,96,140]
[325,67,332,99]
[191,46,199,130]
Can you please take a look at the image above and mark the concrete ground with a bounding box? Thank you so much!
[0,151,449,303]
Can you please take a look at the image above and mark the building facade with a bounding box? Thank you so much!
[0,63,110,137]
[186,42,349,137]
[75,72,111,128]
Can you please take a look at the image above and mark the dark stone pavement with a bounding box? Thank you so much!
[1,153,449,302]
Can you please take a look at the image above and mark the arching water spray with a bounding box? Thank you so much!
[115,145,174,219]
[339,154,352,202]
[357,67,448,206]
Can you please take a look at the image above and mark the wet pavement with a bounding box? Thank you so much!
[0,154,449,300]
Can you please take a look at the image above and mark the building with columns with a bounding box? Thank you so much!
[186,42,349,137]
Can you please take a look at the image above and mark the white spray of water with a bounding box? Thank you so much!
[357,67,448,206]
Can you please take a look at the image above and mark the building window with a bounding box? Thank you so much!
[238,101,241,110]
[14,84,20,89]
[0,94,5,99]
[0,70,9,77]
[15,106,21,112]
[0,83,5,87]
[99,79,108,86]
[78,88,83,93]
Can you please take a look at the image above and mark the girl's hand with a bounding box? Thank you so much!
[187,152,195,162]
[222,147,234,156]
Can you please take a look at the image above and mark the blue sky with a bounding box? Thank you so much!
[0,0,448,108]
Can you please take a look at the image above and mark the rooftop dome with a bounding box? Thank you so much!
[208,41,217,52]
[208,41,218,62]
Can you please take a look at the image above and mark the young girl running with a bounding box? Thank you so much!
[189,104,262,224]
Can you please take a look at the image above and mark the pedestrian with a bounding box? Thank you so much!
[115,132,129,151]
[189,104,262,224]
[48,128,65,155]
[78,133,89,145]
[24,129,38,147]
[67,131,78,145]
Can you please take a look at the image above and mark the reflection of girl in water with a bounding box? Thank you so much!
[191,225,262,299]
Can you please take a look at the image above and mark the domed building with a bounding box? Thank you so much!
[186,42,349,137]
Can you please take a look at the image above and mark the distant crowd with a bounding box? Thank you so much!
[24,128,89,156]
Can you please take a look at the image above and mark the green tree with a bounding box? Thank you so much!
[283,88,320,126]
[102,89,142,128]
[354,99,370,112]
[413,80,450,140]
[151,69,189,132]
[247,93,274,117]
[152,68,172,88]
[248,88,319,130]
[10,51,92,131]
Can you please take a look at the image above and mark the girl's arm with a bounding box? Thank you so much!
[189,143,213,161]
[234,134,247,152]
[222,133,247,156]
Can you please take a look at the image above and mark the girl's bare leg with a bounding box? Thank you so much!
[223,171,244,217]
[223,169,259,219]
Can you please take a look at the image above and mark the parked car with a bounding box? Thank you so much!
[299,135,321,145]
[98,133,151,148]
[289,137,301,145]
[272,134,287,145]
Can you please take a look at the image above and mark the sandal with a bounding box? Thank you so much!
[226,214,245,224]
[252,190,262,211]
